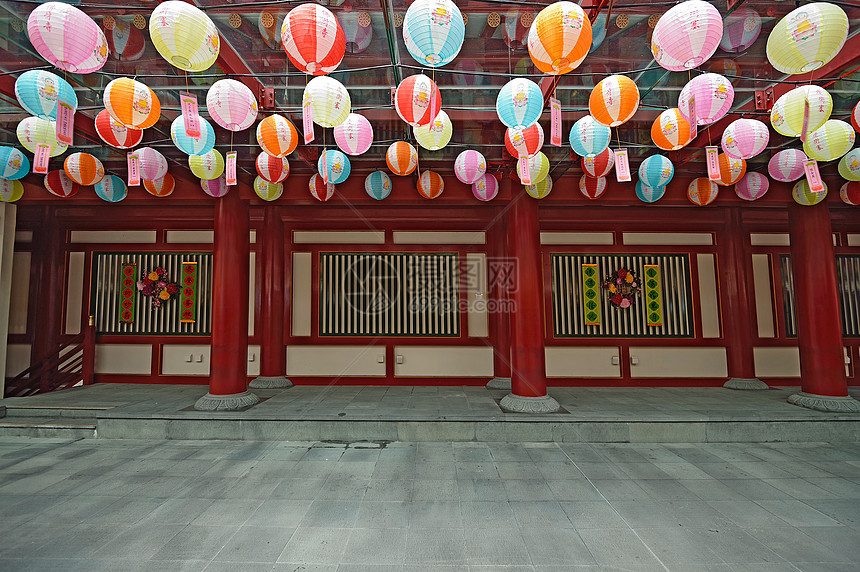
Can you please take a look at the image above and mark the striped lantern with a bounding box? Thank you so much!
[582,148,614,178]
[505,123,544,159]
[17,117,67,157]
[527,2,592,75]
[569,115,611,158]
[333,113,373,156]
[104,78,161,129]
[134,147,169,182]
[95,109,143,149]
[792,179,828,205]
[454,150,486,185]
[94,175,128,203]
[386,141,418,176]
[44,170,81,198]
[496,78,543,129]
[579,176,607,200]
[150,1,220,72]
[840,181,860,205]
[417,170,444,199]
[678,73,734,126]
[256,152,290,183]
[716,153,746,187]
[0,147,30,180]
[402,0,465,68]
[200,175,229,198]
[721,119,769,160]
[394,74,441,127]
[207,79,258,132]
[651,108,693,151]
[64,152,105,186]
[318,149,351,184]
[454,59,484,87]
[525,176,553,199]
[635,180,665,203]
[735,172,769,201]
[27,2,108,73]
[14,70,77,120]
[281,4,345,75]
[589,75,640,127]
[414,109,452,151]
[651,0,722,71]
[143,174,175,197]
[189,149,224,180]
[768,149,807,182]
[170,116,216,156]
[106,18,145,61]
[767,3,848,75]
[770,85,832,138]
[520,152,550,185]
[257,115,299,158]
[472,174,499,201]
[302,76,350,128]
[309,174,336,202]
[365,171,392,200]
[853,101,860,133]
[253,176,283,202]
[804,120,855,162]
[838,149,860,182]
[339,12,373,54]
[0,179,24,203]
[639,154,674,188]
[687,177,719,206]
[719,7,761,53]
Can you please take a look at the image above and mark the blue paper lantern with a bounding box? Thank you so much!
[318,149,351,184]
[365,171,392,200]
[170,116,216,156]
[638,154,674,188]
[14,70,77,120]
[590,14,607,52]
[94,175,127,203]
[402,0,465,68]
[0,147,30,180]
[568,115,611,158]
[635,180,665,204]
[496,78,543,130]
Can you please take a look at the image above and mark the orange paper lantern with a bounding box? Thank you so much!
[64,152,105,186]
[527,2,592,75]
[716,153,746,187]
[589,75,640,127]
[417,170,444,199]
[103,77,161,129]
[386,141,418,176]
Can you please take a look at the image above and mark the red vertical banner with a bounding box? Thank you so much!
[179,262,199,323]
[303,100,314,144]
[226,151,237,186]
[127,153,140,186]
[56,102,74,145]
[518,155,531,185]
[119,262,137,324]
[804,160,825,192]
[706,146,721,181]
[180,92,201,138]
[33,144,50,174]
[614,148,631,182]
[550,96,562,147]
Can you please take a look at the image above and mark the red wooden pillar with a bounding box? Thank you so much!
[195,191,259,410]
[487,220,512,389]
[32,207,63,391]
[786,203,859,412]
[501,187,560,413]
[250,207,291,388]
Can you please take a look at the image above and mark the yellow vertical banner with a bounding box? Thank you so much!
[581,264,600,325]
[643,264,663,327]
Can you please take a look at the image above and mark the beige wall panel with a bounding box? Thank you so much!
[293,231,385,244]
[466,253,488,337]
[629,347,727,377]
[70,231,157,244]
[162,344,210,376]
[165,230,214,243]
[545,346,621,377]
[754,347,800,378]
[247,344,261,377]
[697,253,721,339]
[5,344,30,377]
[540,232,614,245]
[14,230,32,243]
[752,254,775,338]
[65,252,85,335]
[750,233,790,246]
[286,345,386,376]
[292,252,312,337]
[393,346,493,377]
[622,233,713,245]
[848,234,860,247]
[392,231,485,244]
[95,344,152,375]
[9,252,30,334]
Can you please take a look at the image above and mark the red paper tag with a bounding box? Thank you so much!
[127,153,140,186]
[56,102,74,145]
[518,155,531,185]
[180,92,201,138]
[550,96,562,147]
[706,146,721,181]
[320,150,328,184]
[800,97,811,143]
[804,160,825,192]
[33,144,50,174]
[226,151,237,186]
[303,100,314,144]
[614,148,631,182]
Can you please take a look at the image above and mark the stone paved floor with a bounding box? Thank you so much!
[0,437,859,571]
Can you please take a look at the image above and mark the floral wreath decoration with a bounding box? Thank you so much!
[137,266,179,307]
[603,267,641,309]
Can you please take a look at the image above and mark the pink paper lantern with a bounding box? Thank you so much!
[852,101,860,133]
[256,152,290,183]
[454,150,486,185]
[27,2,109,73]
[206,79,259,132]
[651,0,723,71]
[768,149,807,182]
[735,172,769,201]
[579,176,607,200]
[200,175,230,198]
[135,147,168,181]
[333,113,373,156]
[472,174,498,201]
[719,7,761,53]
[581,147,614,178]
[721,119,769,160]
[840,181,860,205]
[309,174,336,202]
[678,73,734,126]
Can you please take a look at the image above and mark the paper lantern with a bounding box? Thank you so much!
[678,74,734,126]
[318,149,351,184]
[721,119,769,160]
[16,117,67,157]
[472,174,499,201]
[527,2,591,75]
[189,149,224,181]
[503,10,531,50]
[253,176,283,202]
[853,101,860,133]
[334,113,373,156]
[840,181,860,205]
[589,75,639,127]
[402,0,465,68]
[770,86,833,138]
[635,181,665,204]
[257,115,299,158]
[144,174,175,197]
[454,59,484,87]
[496,78,543,129]
[651,0,723,71]
[768,149,807,182]
[720,7,761,53]
[365,171,392,200]
[339,12,373,54]
[281,4,345,75]
[14,70,77,120]
[766,3,848,75]
[716,153,746,187]
[256,152,290,183]
[309,174,336,202]
[651,109,693,151]
[591,13,607,52]
[132,148,167,182]
[525,176,553,199]
[687,177,719,206]
[64,152,104,186]
[0,147,30,180]
[95,109,143,149]
[94,175,127,203]
[44,170,80,198]
[104,78,161,129]
[27,2,108,73]
[520,152,550,185]
[201,176,230,198]
[569,115,611,158]
[454,150,486,185]
[804,120,855,162]
[170,116,216,156]
[207,79,258,132]
[414,109,452,151]
[582,148,614,178]
[639,154,674,188]
[150,1,219,72]
[106,18,145,61]
[417,170,444,199]
[395,75,441,127]
[793,179,828,205]
[735,172,769,201]
[505,123,544,159]
[302,76,350,128]
[0,179,24,203]
[386,142,418,176]
[579,176,607,200]
[838,149,860,182]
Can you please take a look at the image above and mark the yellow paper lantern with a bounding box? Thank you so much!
[792,179,828,205]
[525,175,553,199]
[803,120,855,162]
[413,110,453,151]
[0,178,24,202]
[770,85,833,138]
[16,116,68,157]
[520,152,550,185]
[150,1,220,72]
[302,76,351,128]
[189,149,225,180]
[767,3,848,75]
[253,176,283,201]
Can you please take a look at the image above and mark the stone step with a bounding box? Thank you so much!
[3,404,113,419]
[0,417,97,438]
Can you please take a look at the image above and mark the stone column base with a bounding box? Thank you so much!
[194,390,259,411]
[249,376,293,389]
[500,393,561,414]
[787,392,860,413]
[723,377,769,390]
[486,377,512,390]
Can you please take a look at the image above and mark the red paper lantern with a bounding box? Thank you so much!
[44,170,81,198]
[95,109,143,149]
[281,4,345,75]
[505,123,544,159]
[256,152,290,183]
[395,74,441,127]
[581,147,614,178]
[579,176,607,200]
